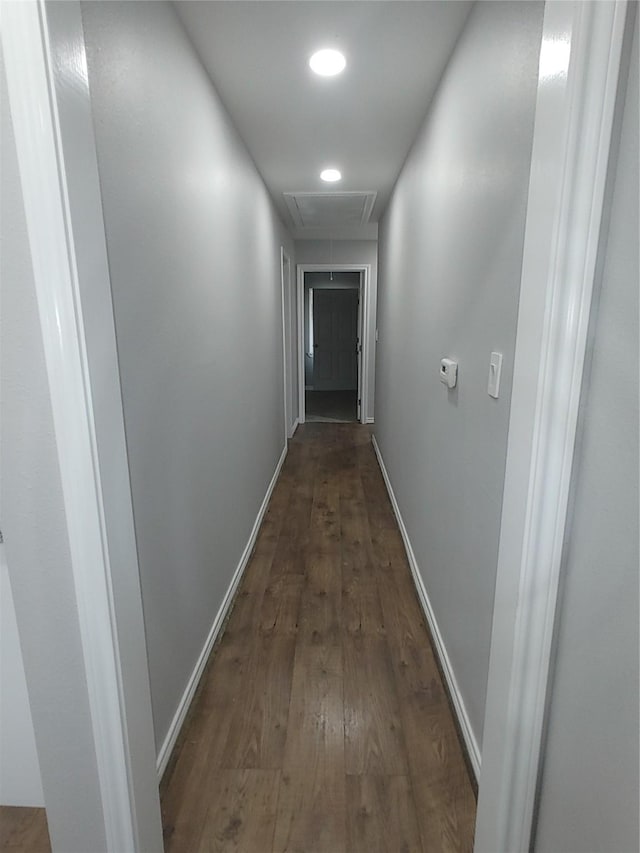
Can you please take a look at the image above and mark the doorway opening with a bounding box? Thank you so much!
[297,264,370,425]
[305,271,359,422]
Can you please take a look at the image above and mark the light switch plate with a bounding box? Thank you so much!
[488,352,503,398]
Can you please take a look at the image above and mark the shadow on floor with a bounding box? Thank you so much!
[305,389,357,422]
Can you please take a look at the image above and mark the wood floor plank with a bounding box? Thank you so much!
[357,448,397,533]
[339,468,385,640]
[193,769,280,853]
[272,644,346,853]
[297,455,343,645]
[298,550,342,645]
[0,807,50,852]
[259,573,304,637]
[221,481,292,643]
[220,585,265,644]
[389,638,447,727]
[357,458,407,570]
[307,468,341,552]
[269,443,316,577]
[403,706,470,783]
[219,636,296,770]
[343,635,409,776]
[369,527,408,570]
[196,642,252,714]
[162,731,210,851]
[272,765,346,853]
[356,443,471,783]
[411,771,476,853]
[162,645,254,851]
[345,775,423,853]
[339,471,379,579]
[252,487,290,560]
[280,644,344,771]
[376,569,427,664]
[270,533,308,577]
[376,570,468,782]
[342,576,385,638]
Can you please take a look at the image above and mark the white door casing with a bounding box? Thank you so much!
[356,286,364,422]
[475,1,628,850]
[297,264,371,425]
[2,1,163,849]
[3,0,626,848]
[281,247,293,439]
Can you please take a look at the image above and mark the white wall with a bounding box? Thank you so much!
[80,0,294,754]
[374,1,543,750]
[0,546,44,807]
[533,10,639,852]
[295,240,377,420]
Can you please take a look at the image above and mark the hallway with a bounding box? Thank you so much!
[160,424,476,852]
[5,1,637,848]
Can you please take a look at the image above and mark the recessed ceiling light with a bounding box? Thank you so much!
[309,48,346,77]
[320,168,342,183]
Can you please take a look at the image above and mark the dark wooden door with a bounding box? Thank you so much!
[312,289,358,391]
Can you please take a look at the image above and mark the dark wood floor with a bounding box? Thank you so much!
[305,390,358,423]
[0,808,50,852]
[161,423,476,852]
[0,424,475,853]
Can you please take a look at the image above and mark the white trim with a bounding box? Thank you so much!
[366,417,375,425]
[288,417,300,439]
[371,436,481,779]
[156,442,288,779]
[280,247,292,444]
[356,278,364,422]
[41,3,163,847]
[296,264,371,425]
[475,3,628,851]
[1,2,148,849]
[297,266,305,422]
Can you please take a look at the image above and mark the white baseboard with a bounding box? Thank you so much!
[371,435,481,781]
[366,417,375,424]
[288,417,300,438]
[156,442,288,780]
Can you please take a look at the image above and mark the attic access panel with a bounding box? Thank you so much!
[283,191,377,230]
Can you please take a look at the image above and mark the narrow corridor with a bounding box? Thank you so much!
[160,424,476,852]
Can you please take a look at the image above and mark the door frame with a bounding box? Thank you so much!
[474,1,629,850]
[296,263,371,425]
[4,0,627,847]
[2,1,163,849]
[280,247,294,440]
